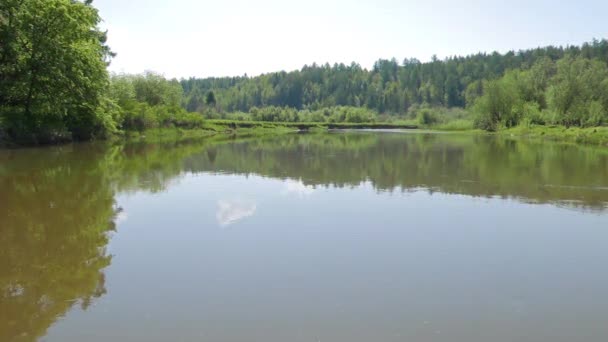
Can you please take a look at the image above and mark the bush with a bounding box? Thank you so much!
[585,101,608,127]
[174,112,205,128]
[434,119,474,131]
[472,73,524,131]
[519,102,544,127]
[416,108,439,125]
[239,106,378,123]
[473,110,498,131]
[546,56,608,127]
[300,110,327,123]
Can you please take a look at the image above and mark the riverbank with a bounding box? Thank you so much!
[199,119,608,147]
[105,120,420,144]
[415,121,608,146]
[118,121,295,142]
[202,120,418,130]
[122,122,608,148]
[495,126,608,146]
[3,118,608,147]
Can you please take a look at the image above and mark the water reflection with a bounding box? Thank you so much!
[183,132,608,210]
[282,179,315,197]
[216,199,257,227]
[1,131,608,341]
[0,146,115,342]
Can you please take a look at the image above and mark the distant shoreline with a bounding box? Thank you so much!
[3,121,608,149]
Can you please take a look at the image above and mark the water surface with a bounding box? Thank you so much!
[2,132,608,341]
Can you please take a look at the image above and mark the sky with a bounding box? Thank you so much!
[96,0,607,79]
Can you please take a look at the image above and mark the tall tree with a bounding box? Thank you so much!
[0,0,113,142]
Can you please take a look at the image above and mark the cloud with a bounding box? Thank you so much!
[115,210,128,224]
[216,199,257,227]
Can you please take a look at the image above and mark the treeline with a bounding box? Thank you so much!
[2,0,608,144]
[215,106,379,123]
[181,40,608,115]
[472,56,608,130]
[108,73,204,131]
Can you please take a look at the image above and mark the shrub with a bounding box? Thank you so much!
[416,108,439,125]
[585,101,608,127]
[519,102,544,127]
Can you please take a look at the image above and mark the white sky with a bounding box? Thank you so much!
[96,0,607,79]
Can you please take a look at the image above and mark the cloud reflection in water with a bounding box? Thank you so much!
[282,179,315,197]
[216,199,257,227]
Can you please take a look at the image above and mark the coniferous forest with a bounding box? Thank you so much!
[180,41,608,130]
[1,0,608,144]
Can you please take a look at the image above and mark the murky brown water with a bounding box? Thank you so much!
[2,131,608,341]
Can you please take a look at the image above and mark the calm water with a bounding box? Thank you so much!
[2,131,608,342]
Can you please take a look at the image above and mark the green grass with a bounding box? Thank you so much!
[111,120,421,145]
[116,121,298,143]
[203,120,418,130]
[8,116,607,148]
[121,122,608,148]
[499,125,608,146]
[429,119,475,131]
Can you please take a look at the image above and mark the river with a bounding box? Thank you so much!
[2,131,608,341]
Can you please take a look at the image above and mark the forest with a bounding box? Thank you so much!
[182,42,608,130]
[1,0,608,144]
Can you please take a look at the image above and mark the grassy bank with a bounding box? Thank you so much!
[203,120,418,130]
[0,119,421,147]
[412,117,608,146]
[428,119,476,131]
[117,121,297,143]
[497,125,608,146]
[117,120,421,143]
[5,117,608,148]
[422,124,608,146]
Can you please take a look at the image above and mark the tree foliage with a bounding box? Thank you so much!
[107,72,203,131]
[472,55,608,130]
[2,0,608,143]
[0,0,114,143]
[181,40,608,116]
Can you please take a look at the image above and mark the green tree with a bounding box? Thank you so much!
[472,72,522,131]
[205,90,217,107]
[547,56,608,127]
[0,0,114,142]
[383,81,403,113]
[132,72,182,107]
[179,40,608,120]
[464,80,483,108]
